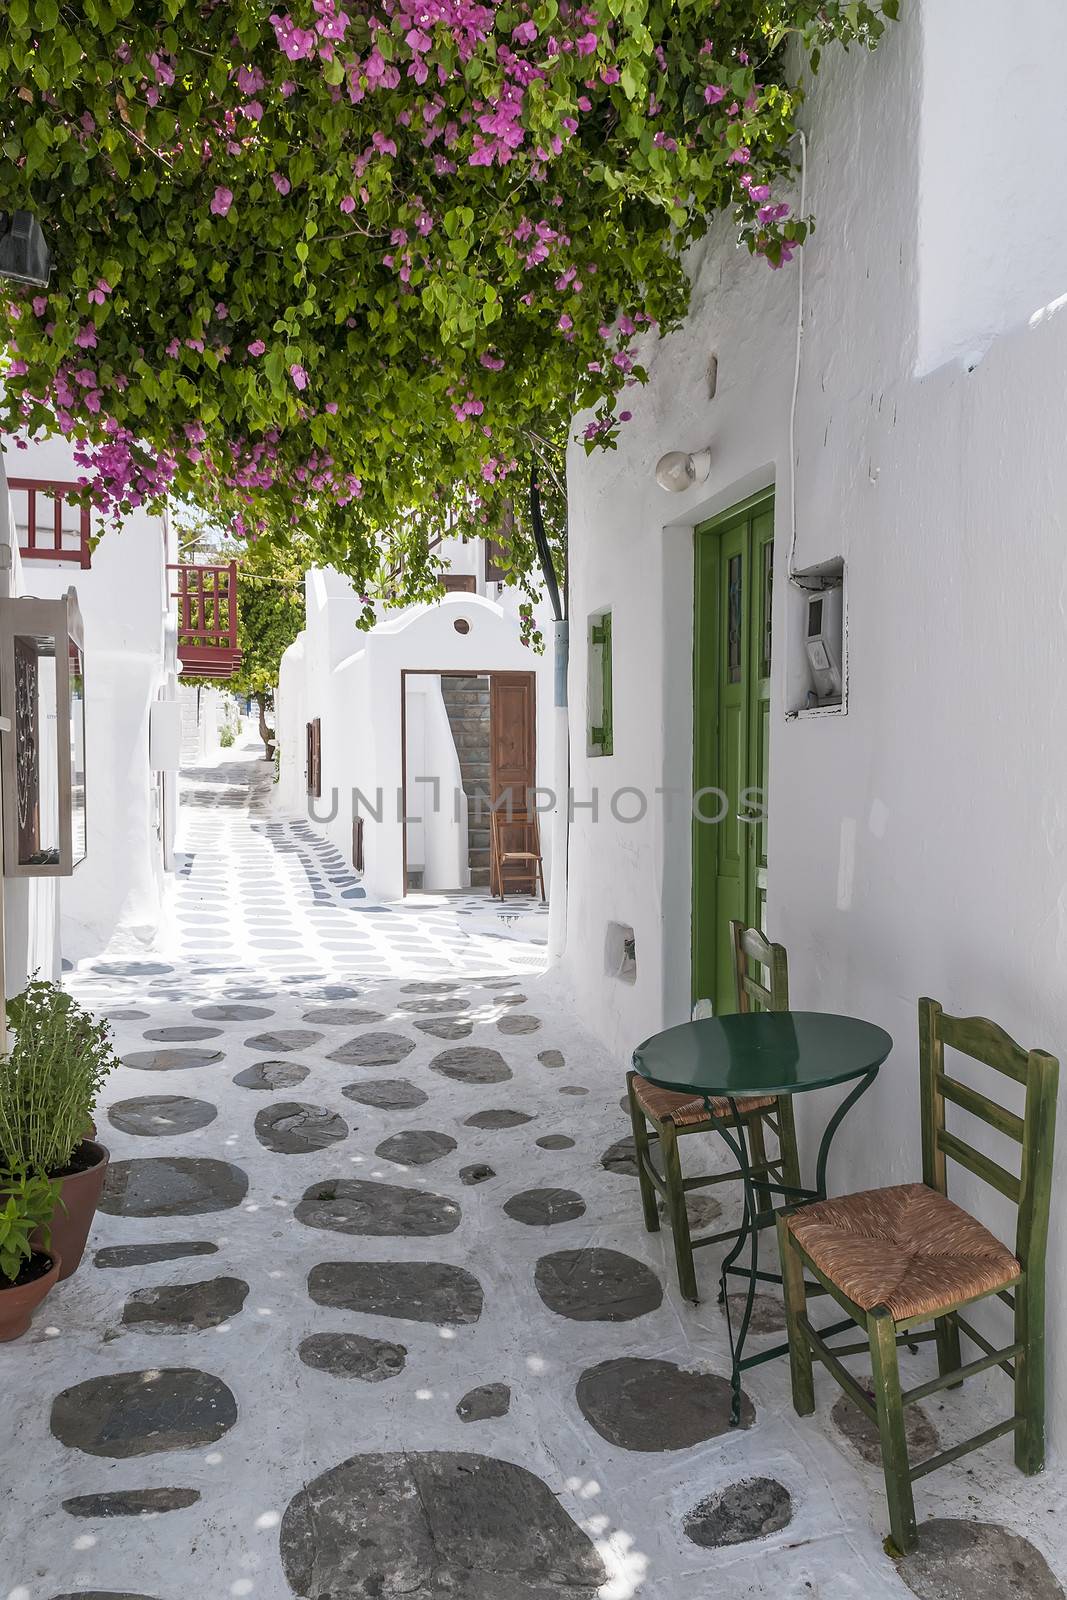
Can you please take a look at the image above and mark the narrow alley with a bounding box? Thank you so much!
[4,737,1062,1600]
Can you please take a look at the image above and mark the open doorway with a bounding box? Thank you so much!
[401,669,536,895]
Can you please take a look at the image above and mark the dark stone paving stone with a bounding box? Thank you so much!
[121,1276,249,1333]
[375,1129,458,1166]
[327,1031,416,1067]
[93,961,174,976]
[461,1163,496,1185]
[538,1050,565,1069]
[100,1157,248,1217]
[832,1378,939,1466]
[600,1137,639,1177]
[301,1006,386,1026]
[255,1101,349,1154]
[457,1383,511,1422]
[430,1046,512,1085]
[725,1292,786,1335]
[108,1096,217,1138]
[279,1451,606,1598]
[536,1134,576,1150]
[464,1109,534,1129]
[684,1477,792,1547]
[559,1085,588,1095]
[233,1059,310,1091]
[497,1013,542,1035]
[296,1178,461,1236]
[302,984,362,1000]
[244,1028,323,1053]
[50,1368,238,1458]
[400,995,471,1015]
[663,1192,723,1231]
[121,1047,224,1072]
[402,981,462,994]
[106,1009,149,1021]
[309,1261,483,1325]
[51,1593,159,1599]
[535,1249,663,1322]
[62,1486,201,1517]
[897,1519,1066,1600]
[193,1003,274,1021]
[577,1357,754,1449]
[299,1332,407,1382]
[504,1188,586,1226]
[415,1015,474,1040]
[342,1078,428,1111]
[95,1241,218,1269]
[142,1025,224,1043]
[494,994,527,1006]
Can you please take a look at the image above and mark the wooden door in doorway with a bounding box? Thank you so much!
[489,672,535,811]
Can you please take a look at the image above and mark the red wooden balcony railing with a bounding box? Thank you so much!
[168,560,243,679]
[7,477,92,568]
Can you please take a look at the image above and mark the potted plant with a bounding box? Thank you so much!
[0,1171,62,1339]
[0,979,118,1280]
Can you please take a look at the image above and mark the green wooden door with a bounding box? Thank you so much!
[692,490,774,1013]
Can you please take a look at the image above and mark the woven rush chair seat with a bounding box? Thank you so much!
[631,1073,777,1128]
[785,1180,1020,1321]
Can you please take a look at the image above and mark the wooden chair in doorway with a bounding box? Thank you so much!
[626,921,803,1303]
[490,808,546,901]
[778,998,1058,1554]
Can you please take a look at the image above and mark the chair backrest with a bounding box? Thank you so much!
[491,809,541,855]
[729,920,789,1014]
[918,997,1059,1269]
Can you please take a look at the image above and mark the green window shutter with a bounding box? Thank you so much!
[590,613,613,755]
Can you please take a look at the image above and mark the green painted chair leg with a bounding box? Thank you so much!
[868,1308,917,1556]
[776,1095,803,1195]
[777,1217,814,1415]
[1014,1278,1046,1475]
[660,1120,698,1304]
[625,1073,660,1235]
[934,1312,962,1387]
[747,1113,774,1225]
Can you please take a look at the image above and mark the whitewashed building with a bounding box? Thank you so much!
[563,5,1067,1435]
[277,535,554,902]
[0,433,180,990]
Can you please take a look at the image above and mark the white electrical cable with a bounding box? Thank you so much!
[786,128,807,587]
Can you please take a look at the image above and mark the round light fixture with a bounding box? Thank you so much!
[654,446,712,494]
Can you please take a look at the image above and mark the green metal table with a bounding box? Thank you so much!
[632,1009,893,1422]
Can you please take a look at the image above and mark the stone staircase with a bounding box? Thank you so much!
[441,675,491,888]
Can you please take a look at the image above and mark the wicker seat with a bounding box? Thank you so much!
[784,1181,1019,1322]
[630,1074,777,1129]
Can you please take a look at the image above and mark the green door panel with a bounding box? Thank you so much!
[692,490,774,1014]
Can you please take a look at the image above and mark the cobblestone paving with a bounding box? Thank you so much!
[3,739,1065,1600]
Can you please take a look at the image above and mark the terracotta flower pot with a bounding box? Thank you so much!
[42,1140,109,1281]
[0,1252,61,1341]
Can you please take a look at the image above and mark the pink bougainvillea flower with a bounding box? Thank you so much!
[619,410,633,421]
[31,296,47,316]
[512,20,538,43]
[325,401,339,413]
[727,146,751,165]
[289,363,308,390]
[74,324,97,348]
[758,202,791,224]
[704,84,726,104]
[215,302,229,319]
[600,65,620,84]
[575,31,598,55]
[210,186,234,216]
[272,172,291,194]
[339,194,356,213]
[87,278,111,305]
[165,338,181,358]
[237,63,265,94]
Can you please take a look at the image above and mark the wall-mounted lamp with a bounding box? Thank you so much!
[0,211,52,288]
[654,446,712,494]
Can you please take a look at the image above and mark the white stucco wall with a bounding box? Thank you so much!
[403,674,470,893]
[278,570,554,901]
[564,7,1067,1443]
[2,432,176,966]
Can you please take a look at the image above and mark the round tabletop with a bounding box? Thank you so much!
[632,1010,893,1099]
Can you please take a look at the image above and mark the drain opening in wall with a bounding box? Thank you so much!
[606,922,637,984]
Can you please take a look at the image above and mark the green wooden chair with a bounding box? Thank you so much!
[777,997,1058,1555]
[626,921,803,1303]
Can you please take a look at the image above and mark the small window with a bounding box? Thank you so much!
[587,610,613,757]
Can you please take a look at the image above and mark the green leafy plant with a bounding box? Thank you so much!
[0,980,119,1177]
[0,1172,61,1284]
[219,725,236,748]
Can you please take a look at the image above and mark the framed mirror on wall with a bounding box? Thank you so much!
[0,588,86,877]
